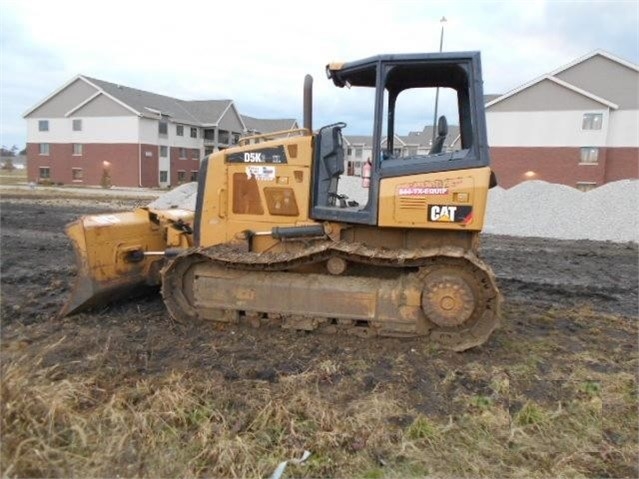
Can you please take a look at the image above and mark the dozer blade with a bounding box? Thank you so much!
[60,209,170,317]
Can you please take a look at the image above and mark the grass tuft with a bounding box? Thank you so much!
[514,401,548,427]
[405,415,439,442]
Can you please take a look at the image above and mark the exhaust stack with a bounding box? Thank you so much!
[304,74,313,132]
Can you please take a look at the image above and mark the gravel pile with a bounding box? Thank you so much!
[580,180,638,242]
[484,181,584,240]
[485,179,638,243]
[147,182,198,210]
[148,178,637,243]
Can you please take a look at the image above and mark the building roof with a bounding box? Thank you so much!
[242,115,298,134]
[401,124,461,147]
[548,49,639,76]
[483,94,502,104]
[25,75,300,132]
[344,135,374,147]
[24,74,241,127]
[82,76,235,125]
[183,100,236,125]
[486,50,635,110]
[345,123,461,150]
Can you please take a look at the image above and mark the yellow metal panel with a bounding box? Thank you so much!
[199,135,317,247]
[378,167,491,231]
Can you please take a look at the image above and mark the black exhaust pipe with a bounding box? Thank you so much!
[304,74,313,132]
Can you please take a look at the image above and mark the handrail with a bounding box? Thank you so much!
[238,128,311,146]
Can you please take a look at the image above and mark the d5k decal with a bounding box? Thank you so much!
[226,146,287,164]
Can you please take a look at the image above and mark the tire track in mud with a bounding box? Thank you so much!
[480,235,638,317]
[1,199,143,325]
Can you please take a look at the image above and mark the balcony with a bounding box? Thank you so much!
[202,129,241,147]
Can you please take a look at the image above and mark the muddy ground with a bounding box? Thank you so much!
[1,195,638,477]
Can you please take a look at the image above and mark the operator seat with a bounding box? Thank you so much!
[430,115,448,155]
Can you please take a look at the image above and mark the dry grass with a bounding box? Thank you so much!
[0,170,27,186]
[2,326,636,479]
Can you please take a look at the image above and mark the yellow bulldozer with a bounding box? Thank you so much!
[62,52,501,351]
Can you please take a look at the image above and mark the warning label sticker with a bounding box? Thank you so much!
[246,165,276,181]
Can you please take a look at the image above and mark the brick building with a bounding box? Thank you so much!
[486,50,639,189]
[24,76,296,188]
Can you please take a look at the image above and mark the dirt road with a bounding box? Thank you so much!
[1,196,637,478]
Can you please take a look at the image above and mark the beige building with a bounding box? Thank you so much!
[24,76,296,187]
[486,50,639,188]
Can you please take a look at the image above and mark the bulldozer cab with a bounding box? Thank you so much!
[312,52,490,225]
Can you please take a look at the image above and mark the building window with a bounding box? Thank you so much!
[190,170,198,181]
[232,133,240,144]
[39,143,50,156]
[72,119,82,131]
[347,147,352,156]
[159,171,168,182]
[177,170,186,183]
[38,120,49,132]
[72,143,83,156]
[176,125,184,136]
[576,182,597,192]
[407,147,418,156]
[190,127,198,138]
[72,168,83,181]
[39,167,50,178]
[580,147,599,164]
[159,120,168,136]
[355,147,363,158]
[160,146,168,157]
[179,148,186,158]
[582,113,603,130]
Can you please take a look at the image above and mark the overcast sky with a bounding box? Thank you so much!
[1,0,638,149]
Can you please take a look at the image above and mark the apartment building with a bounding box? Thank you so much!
[242,116,298,136]
[24,76,293,187]
[26,51,636,190]
[344,124,461,176]
[486,50,639,189]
